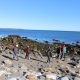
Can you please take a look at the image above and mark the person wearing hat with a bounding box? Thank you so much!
[13,44,19,61]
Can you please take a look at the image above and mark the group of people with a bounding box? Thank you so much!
[12,43,79,66]
[12,43,67,63]
[46,45,67,63]
[13,44,31,61]
[56,45,67,60]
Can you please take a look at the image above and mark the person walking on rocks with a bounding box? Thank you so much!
[24,46,31,60]
[63,45,67,60]
[13,44,19,61]
[47,47,52,63]
[59,45,63,59]
[56,46,60,59]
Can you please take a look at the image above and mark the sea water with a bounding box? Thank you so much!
[0,28,80,44]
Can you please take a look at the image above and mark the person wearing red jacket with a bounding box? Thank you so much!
[24,46,31,60]
[59,45,63,59]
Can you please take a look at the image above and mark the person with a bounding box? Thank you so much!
[59,45,63,59]
[56,46,60,59]
[46,47,52,63]
[24,46,31,60]
[13,44,19,61]
[63,45,67,60]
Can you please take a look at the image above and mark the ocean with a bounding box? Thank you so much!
[0,28,80,44]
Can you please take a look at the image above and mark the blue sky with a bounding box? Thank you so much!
[0,0,80,31]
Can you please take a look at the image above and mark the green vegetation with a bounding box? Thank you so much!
[0,35,80,56]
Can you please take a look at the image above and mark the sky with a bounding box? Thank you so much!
[0,0,80,31]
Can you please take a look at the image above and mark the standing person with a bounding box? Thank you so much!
[63,45,67,60]
[13,44,19,61]
[46,47,52,63]
[24,46,31,60]
[56,46,60,59]
[59,45,63,59]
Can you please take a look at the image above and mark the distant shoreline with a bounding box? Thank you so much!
[0,28,80,32]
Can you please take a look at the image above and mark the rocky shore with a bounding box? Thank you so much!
[0,35,80,80]
[0,48,80,80]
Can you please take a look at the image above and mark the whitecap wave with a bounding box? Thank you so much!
[0,34,7,38]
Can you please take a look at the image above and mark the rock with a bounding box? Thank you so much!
[46,73,57,80]
[78,72,80,77]
[53,54,57,58]
[76,60,80,68]
[0,70,7,76]
[44,67,54,73]
[0,70,11,80]
[60,76,69,80]
[19,64,28,77]
[27,75,37,80]
[8,78,17,80]
[8,77,21,80]
[76,64,80,68]
[5,67,11,72]
[66,58,71,63]
[74,77,80,80]
[36,72,42,76]
[21,64,27,70]
[0,74,6,80]
[25,70,42,80]
[26,79,29,80]
[11,68,19,73]
[4,59,12,66]
[66,65,76,74]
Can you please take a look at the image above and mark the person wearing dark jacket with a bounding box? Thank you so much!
[56,46,60,59]
[47,47,52,63]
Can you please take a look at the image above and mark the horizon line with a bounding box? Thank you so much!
[0,27,80,32]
